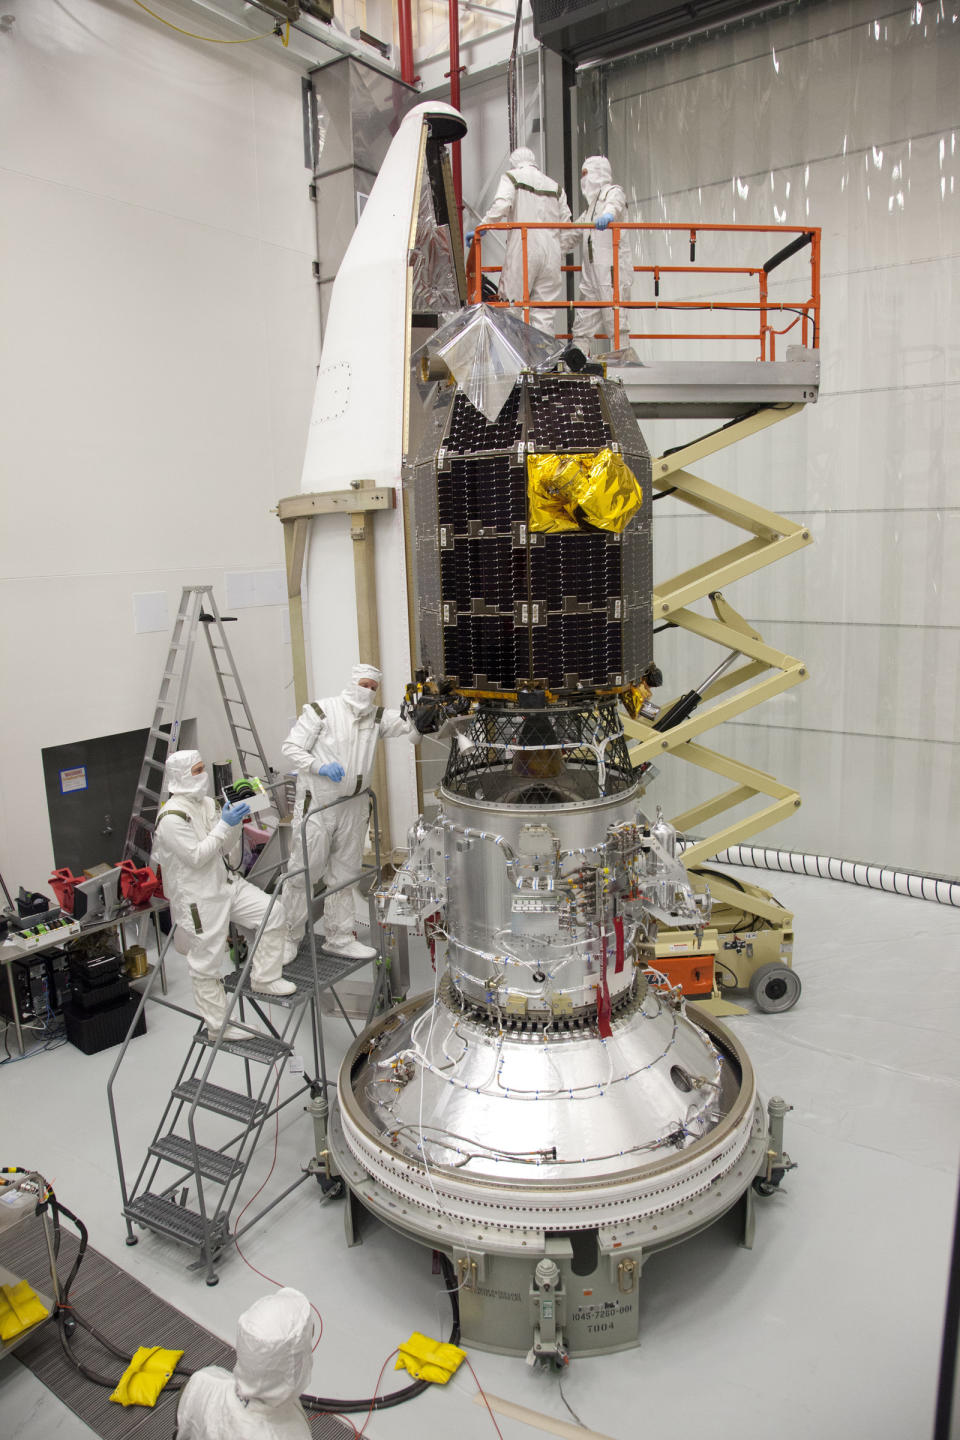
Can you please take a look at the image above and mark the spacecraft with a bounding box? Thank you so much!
[303,101,794,1361]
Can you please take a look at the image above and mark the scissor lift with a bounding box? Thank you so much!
[468,221,821,1010]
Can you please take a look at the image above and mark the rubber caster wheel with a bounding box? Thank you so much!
[318,1175,345,1198]
[205,1274,220,1287]
[125,1235,139,1247]
[753,1167,786,1197]
[750,962,801,1013]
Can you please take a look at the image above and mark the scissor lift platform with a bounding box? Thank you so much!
[608,348,820,419]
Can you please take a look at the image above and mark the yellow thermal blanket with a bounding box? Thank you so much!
[527,448,643,533]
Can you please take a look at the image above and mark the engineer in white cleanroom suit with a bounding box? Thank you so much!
[174,1287,313,1440]
[573,155,632,350]
[281,664,418,960]
[473,146,571,335]
[153,750,295,1037]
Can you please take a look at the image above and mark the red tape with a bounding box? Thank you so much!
[613,915,625,974]
[596,932,613,1038]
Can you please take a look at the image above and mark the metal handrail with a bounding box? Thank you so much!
[469,221,821,359]
[107,784,384,1269]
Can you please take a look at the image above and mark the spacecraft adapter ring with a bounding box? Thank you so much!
[335,994,760,1234]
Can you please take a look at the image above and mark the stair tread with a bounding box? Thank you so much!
[149,1135,242,1185]
[199,1031,291,1064]
[172,1077,264,1124]
[125,1192,212,1246]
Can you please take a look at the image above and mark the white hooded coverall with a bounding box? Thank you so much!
[152,750,289,1032]
[281,669,416,949]
[573,155,632,349]
[478,146,571,335]
[175,1286,313,1440]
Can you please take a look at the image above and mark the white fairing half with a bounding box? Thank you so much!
[299,101,466,842]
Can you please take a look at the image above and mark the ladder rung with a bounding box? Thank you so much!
[172,1079,264,1124]
[136,787,162,803]
[149,1135,243,1186]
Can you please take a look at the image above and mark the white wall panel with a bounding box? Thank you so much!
[648,719,960,876]
[0,0,319,888]
[645,381,960,517]
[601,0,960,874]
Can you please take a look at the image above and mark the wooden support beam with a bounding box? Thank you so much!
[350,511,392,861]
[276,482,397,861]
[277,486,395,520]
[283,516,310,713]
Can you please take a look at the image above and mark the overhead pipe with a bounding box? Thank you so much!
[446,0,465,236]
[397,0,415,86]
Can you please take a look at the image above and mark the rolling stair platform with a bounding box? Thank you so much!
[108,789,392,1284]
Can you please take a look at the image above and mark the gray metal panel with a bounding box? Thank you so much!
[607,353,820,418]
[407,377,455,677]
[603,378,653,681]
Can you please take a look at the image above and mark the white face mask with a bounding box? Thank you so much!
[345,683,376,709]
[167,768,211,799]
[581,173,601,202]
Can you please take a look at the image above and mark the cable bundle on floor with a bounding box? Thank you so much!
[703,844,960,907]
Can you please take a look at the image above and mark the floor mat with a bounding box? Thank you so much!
[2,1223,353,1438]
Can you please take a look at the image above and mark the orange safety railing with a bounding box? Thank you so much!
[467,222,821,360]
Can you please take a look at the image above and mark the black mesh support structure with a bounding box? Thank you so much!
[419,372,652,695]
[443,699,635,802]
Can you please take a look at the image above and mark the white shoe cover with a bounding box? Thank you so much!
[324,936,377,961]
[208,1023,248,1042]
[251,976,297,996]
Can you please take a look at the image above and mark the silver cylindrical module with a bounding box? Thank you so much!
[440,785,642,1015]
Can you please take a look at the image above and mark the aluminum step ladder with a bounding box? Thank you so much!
[122,585,273,866]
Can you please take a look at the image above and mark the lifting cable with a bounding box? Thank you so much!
[128,0,286,45]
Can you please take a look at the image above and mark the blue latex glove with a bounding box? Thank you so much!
[595,212,614,231]
[315,761,345,782]
[221,800,251,827]
[465,230,475,247]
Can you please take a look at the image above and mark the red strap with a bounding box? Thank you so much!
[596,932,613,1039]
[613,915,625,974]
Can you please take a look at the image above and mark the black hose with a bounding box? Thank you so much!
[301,1253,461,1415]
[56,1310,122,1389]
[53,1199,89,1304]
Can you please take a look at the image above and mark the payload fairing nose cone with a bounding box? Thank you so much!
[310,104,793,1363]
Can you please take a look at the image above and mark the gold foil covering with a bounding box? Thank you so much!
[527,449,643,534]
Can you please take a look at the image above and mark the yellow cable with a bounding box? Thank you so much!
[130,0,276,43]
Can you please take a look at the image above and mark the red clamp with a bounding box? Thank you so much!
[117,860,162,907]
[49,868,84,915]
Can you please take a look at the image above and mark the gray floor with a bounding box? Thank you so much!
[1,866,958,1440]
